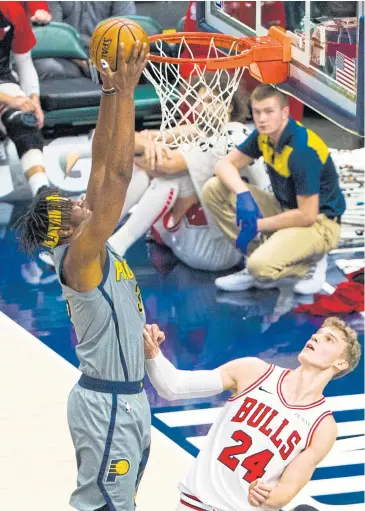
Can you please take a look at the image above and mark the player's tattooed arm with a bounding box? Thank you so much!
[253,415,337,509]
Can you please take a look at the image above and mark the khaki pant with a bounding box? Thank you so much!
[202,177,341,281]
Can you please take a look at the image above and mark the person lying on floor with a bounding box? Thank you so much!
[108,73,264,271]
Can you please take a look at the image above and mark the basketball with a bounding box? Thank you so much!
[89,18,150,71]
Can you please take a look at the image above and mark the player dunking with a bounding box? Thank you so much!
[15,43,149,511]
[143,318,361,511]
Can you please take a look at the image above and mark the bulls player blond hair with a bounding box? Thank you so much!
[143,317,361,511]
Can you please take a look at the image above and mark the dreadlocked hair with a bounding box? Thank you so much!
[14,187,72,256]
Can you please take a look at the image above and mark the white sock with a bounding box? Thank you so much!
[109,177,179,256]
[27,172,50,197]
[119,166,150,221]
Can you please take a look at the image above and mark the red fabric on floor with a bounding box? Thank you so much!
[294,275,364,316]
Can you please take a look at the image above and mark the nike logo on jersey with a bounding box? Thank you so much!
[258,386,273,394]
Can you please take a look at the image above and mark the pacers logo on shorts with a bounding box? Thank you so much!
[106,459,130,482]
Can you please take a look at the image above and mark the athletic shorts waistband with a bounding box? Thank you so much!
[78,373,144,394]
[180,493,222,511]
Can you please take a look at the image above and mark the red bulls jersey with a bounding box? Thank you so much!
[179,364,332,511]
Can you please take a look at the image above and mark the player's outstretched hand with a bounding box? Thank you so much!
[247,479,274,507]
[143,323,165,359]
[101,41,149,93]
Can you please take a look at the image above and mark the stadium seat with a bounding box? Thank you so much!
[31,21,163,128]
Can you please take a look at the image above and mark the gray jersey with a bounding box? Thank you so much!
[53,243,146,382]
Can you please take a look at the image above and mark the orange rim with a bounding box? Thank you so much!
[147,27,291,71]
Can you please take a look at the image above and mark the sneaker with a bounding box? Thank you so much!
[215,268,295,292]
[215,268,256,291]
[293,255,328,295]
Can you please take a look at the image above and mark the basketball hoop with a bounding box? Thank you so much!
[143,26,291,154]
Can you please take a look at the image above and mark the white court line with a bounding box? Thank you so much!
[326,394,365,411]
[0,312,192,511]
[155,406,223,427]
[318,449,365,468]
[330,435,365,452]
[307,475,365,495]
[337,420,365,437]
[187,433,365,459]
[187,436,207,450]
[155,394,365,428]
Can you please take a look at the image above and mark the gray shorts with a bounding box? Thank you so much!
[67,381,151,511]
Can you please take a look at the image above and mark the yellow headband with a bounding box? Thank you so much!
[42,194,63,249]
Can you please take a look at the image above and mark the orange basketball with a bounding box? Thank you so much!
[89,18,150,72]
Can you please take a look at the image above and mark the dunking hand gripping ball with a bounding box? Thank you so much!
[89,17,150,71]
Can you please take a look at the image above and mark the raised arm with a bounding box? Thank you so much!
[84,73,116,212]
[247,415,337,509]
[144,324,269,400]
[67,43,148,265]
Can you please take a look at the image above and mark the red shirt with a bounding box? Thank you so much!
[22,1,50,17]
[0,1,36,83]
[0,1,36,53]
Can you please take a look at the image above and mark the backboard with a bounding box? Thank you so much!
[196,1,364,137]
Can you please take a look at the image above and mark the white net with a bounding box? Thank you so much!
[143,35,247,156]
